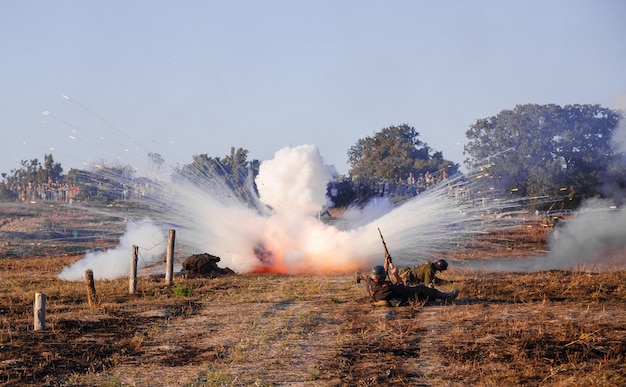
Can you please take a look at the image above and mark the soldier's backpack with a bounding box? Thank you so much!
[182,253,234,276]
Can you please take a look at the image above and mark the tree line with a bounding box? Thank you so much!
[465,104,625,209]
[1,104,624,211]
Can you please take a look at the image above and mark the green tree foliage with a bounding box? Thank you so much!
[3,154,63,189]
[69,163,136,202]
[173,147,260,206]
[464,104,624,209]
[347,124,458,183]
[0,154,67,202]
[147,152,165,175]
[42,154,64,183]
[0,178,17,201]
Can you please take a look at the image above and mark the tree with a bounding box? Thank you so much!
[0,180,17,201]
[222,147,259,185]
[77,162,136,202]
[347,124,458,183]
[464,104,624,209]
[0,154,67,202]
[147,152,165,175]
[172,147,260,206]
[3,154,63,188]
[41,154,63,183]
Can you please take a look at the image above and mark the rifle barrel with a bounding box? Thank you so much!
[378,228,393,268]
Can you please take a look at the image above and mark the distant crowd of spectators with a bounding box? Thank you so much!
[351,170,449,200]
[4,180,157,203]
[8,181,80,202]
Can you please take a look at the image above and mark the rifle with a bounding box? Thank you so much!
[377,228,394,270]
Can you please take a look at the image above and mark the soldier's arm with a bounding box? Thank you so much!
[425,270,434,287]
[390,266,403,285]
[383,253,392,272]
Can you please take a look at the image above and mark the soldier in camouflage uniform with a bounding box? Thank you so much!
[397,259,450,287]
[182,253,235,277]
[365,263,458,307]
[355,259,450,287]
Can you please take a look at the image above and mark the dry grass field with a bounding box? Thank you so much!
[1,204,626,386]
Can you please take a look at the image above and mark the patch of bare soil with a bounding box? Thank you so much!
[0,202,126,258]
[442,218,554,260]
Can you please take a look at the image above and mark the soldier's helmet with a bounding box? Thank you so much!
[434,259,449,271]
[370,265,387,281]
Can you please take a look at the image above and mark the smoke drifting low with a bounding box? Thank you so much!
[546,199,626,271]
[59,219,166,280]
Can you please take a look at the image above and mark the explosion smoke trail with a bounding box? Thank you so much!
[52,96,625,280]
[59,144,543,280]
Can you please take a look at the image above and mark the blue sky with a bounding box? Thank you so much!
[1,0,624,176]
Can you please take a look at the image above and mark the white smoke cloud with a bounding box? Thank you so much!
[59,144,366,277]
[610,97,626,154]
[256,144,331,216]
[546,199,626,271]
[611,121,626,154]
[59,219,166,280]
[59,142,571,278]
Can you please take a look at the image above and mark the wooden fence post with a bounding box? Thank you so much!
[165,229,176,285]
[85,269,97,308]
[130,245,138,294]
[34,292,46,331]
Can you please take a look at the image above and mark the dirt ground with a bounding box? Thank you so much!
[0,202,127,258]
[1,203,626,386]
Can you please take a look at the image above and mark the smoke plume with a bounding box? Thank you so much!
[545,199,626,271]
[59,219,166,280]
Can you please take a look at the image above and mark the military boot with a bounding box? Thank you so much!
[446,288,459,302]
